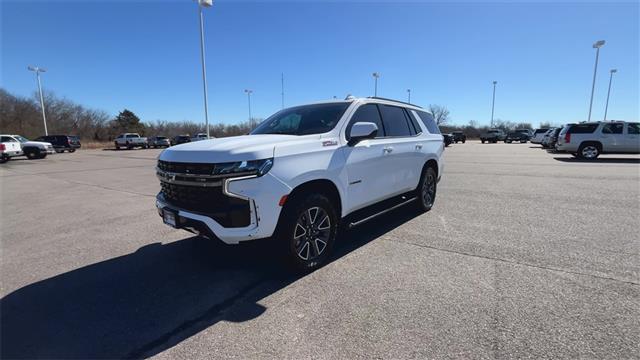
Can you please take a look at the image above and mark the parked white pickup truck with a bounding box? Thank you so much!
[114,133,148,150]
[1,134,54,162]
[1,135,24,163]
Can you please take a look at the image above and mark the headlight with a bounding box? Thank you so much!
[214,158,274,177]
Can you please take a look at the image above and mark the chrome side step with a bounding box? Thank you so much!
[347,196,417,229]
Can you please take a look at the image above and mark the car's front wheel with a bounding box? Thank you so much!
[417,165,437,212]
[25,149,39,160]
[281,194,338,272]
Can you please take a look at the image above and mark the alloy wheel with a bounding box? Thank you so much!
[581,145,599,159]
[422,171,436,208]
[293,206,331,261]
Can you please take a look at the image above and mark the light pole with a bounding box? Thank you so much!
[372,72,380,97]
[244,89,253,126]
[407,89,411,103]
[603,69,617,121]
[490,81,497,128]
[281,73,285,109]
[28,65,48,135]
[588,40,605,122]
[196,0,213,138]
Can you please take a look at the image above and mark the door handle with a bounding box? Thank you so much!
[415,144,423,150]
[383,146,394,153]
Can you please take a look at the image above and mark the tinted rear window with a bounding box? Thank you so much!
[568,124,598,134]
[414,110,440,134]
[534,129,549,134]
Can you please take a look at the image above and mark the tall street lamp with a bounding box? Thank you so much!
[603,69,617,121]
[407,89,411,103]
[588,40,605,122]
[490,81,497,128]
[28,65,48,135]
[244,89,253,126]
[372,72,380,97]
[196,0,213,138]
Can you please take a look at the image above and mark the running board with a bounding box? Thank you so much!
[347,196,417,229]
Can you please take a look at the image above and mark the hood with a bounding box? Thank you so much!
[159,134,309,163]
[24,141,52,147]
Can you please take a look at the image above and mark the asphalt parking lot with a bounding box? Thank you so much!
[1,142,639,359]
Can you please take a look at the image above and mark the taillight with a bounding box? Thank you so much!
[0,144,5,151]
[564,132,571,143]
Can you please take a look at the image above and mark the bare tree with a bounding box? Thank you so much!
[428,104,450,125]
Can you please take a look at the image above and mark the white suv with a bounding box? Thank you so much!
[556,121,640,159]
[156,97,444,270]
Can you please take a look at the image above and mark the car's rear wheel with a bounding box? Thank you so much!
[481,140,485,144]
[115,142,120,150]
[0,155,9,164]
[417,166,437,212]
[280,194,338,272]
[69,149,76,153]
[578,143,600,160]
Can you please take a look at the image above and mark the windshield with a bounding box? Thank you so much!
[15,136,29,143]
[251,102,350,136]
[488,130,499,133]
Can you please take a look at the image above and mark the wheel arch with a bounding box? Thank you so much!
[580,140,603,150]
[285,179,343,219]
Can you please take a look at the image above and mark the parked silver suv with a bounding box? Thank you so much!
[556,121,640,159]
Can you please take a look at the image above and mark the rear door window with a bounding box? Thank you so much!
[413,110,441,134]
[379,105,413,137]
[628,123,640,134]
[602,123,623,134]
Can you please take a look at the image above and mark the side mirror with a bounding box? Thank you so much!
[348,122,378,146]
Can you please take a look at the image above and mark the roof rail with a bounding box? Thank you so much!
[366,96,423,109]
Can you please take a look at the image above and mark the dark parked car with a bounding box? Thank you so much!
[34,135,81,153]
[171,135,191,146]
[148,136,171,148]
[443,133,454,147]
[480,129,506,143]
[451,131,466,143]
[505,132,529,143]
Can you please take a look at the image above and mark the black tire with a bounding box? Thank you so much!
[520,140,527,143]
[69,149,76,153]
[505,140,512,143]
[481,140,485,144]
[577,142,601,160]
[115,142,120,150]
[25,148,39,160]
[0,155,8,164]
[462,140,466,143]
[278,193,338,272]
[38,153,47,159]
[416,165,437,212]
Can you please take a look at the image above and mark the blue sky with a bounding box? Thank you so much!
[2,0,638,127]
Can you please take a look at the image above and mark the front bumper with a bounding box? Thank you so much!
[156,173,291,244]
